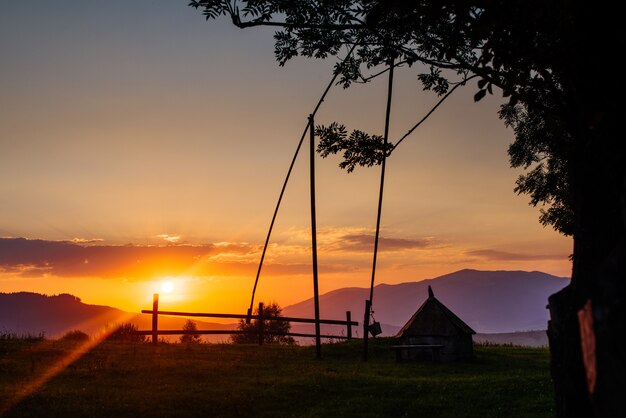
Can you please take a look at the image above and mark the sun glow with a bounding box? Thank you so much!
[151,276,196,309]
[161,281,174,293]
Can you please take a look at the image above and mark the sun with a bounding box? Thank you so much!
[161,281,174,294]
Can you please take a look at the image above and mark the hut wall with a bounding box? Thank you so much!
[452,334,474,358]
[398,334,473,361]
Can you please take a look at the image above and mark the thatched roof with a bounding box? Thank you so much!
[396,285,476,337]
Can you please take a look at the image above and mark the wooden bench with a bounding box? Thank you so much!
[391,344,444,363]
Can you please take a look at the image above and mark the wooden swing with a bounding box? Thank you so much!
[245,44,474,359]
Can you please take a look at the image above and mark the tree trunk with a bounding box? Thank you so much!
[547,2,626,414]
[548,65,626,415]
[577,153,626,417]
[549,140,626,417]
[566,174,626,417]
[547,285,591,417]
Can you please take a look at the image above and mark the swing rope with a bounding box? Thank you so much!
[246,43,359,321]
[390,75,477,153]
[369,57,396,306]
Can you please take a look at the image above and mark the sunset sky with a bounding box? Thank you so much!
[0,1,571,315]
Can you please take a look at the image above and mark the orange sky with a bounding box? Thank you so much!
[0,1,571,315]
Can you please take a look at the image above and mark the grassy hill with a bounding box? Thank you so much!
[1,337,553,417]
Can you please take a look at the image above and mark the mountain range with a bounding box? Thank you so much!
[283,269,569,335]
[1,269,568,343]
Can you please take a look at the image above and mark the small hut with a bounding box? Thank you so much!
[395,285,475,361]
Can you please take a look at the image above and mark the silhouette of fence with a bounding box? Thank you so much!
[137,294,358,345]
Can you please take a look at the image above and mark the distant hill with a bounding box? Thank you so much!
[474,330,549,347]
[0,292,234,341]
[283,269,569,335]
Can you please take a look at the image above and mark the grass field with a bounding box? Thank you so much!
[0,338,553,417]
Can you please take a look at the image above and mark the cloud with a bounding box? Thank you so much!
[157,234,181,243]
[324,233,432,253]
[0,237,258,280]
[200,260,353,277]
[212,242,262,254]
[69,238,105,244]
[467,249,568,261]
[0,236,404,281]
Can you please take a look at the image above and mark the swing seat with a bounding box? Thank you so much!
[368,321,382,336]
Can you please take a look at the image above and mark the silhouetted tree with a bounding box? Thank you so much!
[231,302,295,345]
[191,2,624,415]
[180,320,202,344]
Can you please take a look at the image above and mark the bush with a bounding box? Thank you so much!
[107,323,146,343]
[60,330,90,342]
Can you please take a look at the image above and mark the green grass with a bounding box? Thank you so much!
[0,338,553,417]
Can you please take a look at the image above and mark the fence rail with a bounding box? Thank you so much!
[139,310,354,326]
[137,294,358,345]
[135,330,352,340]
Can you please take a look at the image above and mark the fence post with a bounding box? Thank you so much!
[346,311,352,340]
[258,302,264,346]
[363,299,371,361]
[152,293,159,345]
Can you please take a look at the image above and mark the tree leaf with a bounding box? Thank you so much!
[474,89,487,102]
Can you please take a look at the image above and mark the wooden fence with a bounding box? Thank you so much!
[137,294,358,345]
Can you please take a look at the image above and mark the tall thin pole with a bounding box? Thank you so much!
[309,114,322,359]
[364,59,395,362]
[369,59,395,305]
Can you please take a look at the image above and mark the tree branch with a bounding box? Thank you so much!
[356,61,408,83]
[235,20,364,30]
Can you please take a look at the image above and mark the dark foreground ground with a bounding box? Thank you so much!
[0,337,553,417]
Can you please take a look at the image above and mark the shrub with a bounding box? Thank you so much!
[107,323,146,343]
[61,330,90,342]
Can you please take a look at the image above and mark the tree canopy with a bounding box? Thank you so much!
[180,319,202,344]
[188,0,617,236]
